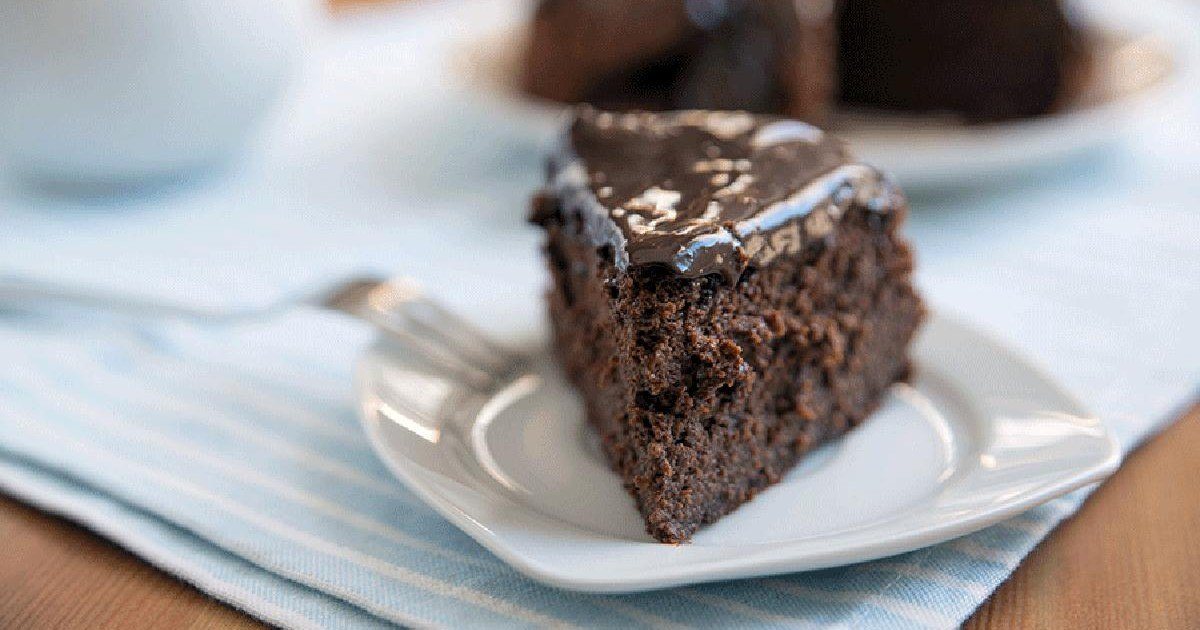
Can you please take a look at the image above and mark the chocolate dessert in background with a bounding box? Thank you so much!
[522,0,837,122]
[521,0,1080,123]
[530,108,924,543]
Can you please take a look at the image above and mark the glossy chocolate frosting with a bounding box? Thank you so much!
[545,108,902,282]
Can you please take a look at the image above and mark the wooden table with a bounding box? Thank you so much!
[4,403,1197,628]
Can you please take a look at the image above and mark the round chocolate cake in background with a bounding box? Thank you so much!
[521,0,1081,123]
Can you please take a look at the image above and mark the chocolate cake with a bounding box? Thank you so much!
[530,108,924,543]
[521,0,1078,123]
[522,0,837,122]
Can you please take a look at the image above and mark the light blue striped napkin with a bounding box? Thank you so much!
[0,310,1093,629]
[2,1,1199,627]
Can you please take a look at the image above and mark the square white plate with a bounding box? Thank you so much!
[357,314,1119,593]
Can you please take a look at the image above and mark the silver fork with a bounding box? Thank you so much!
[0,275,525,391]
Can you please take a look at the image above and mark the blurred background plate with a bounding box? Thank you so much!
[443,0,1190,188]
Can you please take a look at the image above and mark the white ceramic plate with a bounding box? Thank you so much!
[436,0,1185,188]
[357,313,1120,593]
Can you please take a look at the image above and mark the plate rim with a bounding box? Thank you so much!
[356,313,1122,593]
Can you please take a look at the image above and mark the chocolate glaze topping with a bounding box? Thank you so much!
[546,108,902,283]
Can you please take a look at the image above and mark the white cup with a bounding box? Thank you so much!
[0,0,321,186]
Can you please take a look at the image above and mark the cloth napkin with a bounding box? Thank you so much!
[2,1,1199,628]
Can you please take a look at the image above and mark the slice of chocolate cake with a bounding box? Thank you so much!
[530,108,924,543]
